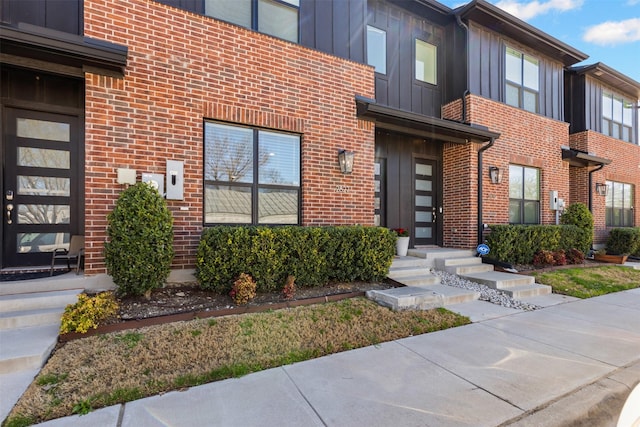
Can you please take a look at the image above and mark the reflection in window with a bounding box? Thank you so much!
[17,232,69,253]
[18,176,70,197]
[367,26,386,74]
[18,147,70,169]
[204,0,299,42]
[505,47,539,113]
[16,118,70,142]
[204,122,300,225]
[602,92,633,142]
[509,165,540,224]
[606,181,634,227]
[18,204,70,224]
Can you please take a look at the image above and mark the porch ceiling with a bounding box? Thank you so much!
[0,22,128,77]
[355,96,500,144]
[561,147,612,167]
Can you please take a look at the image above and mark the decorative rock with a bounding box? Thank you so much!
[432,270,541,311]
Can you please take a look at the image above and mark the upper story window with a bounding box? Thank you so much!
[509,164,540,224]
[602,92,633,142]
[415,39,437,85]
[367,25,386,75]
[606,181,634,227]
[204,0,299,43]
[505,47,539,113]
[204,121,300,225]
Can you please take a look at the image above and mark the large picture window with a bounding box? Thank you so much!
[367,25,386,75]
[602,92,633,142]
[505,47,539,113]
[204,122,300,225]
[509,165,540,224]
[606,181,634,227]
[204,0,299,43]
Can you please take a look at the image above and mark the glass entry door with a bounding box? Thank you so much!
[2,108,79,267]
[414,158,438,246]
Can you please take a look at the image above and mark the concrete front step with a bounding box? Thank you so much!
[498,283,553,299]
[0,289,80,314]
[0,307,65,330]
[387,266,431,279]
[461,271,535,288]
[0,324,60,374]
[434,256,494,275]
[366,285,480,311]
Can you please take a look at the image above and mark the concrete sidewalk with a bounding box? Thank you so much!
[34,288,640,426]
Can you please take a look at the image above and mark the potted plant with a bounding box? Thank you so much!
[593,249,628,264]
[393,228,410,256]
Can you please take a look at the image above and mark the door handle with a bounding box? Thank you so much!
[6,203,13,224]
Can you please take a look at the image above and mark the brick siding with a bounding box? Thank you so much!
[83,0,375,274]
[442,94,571,248]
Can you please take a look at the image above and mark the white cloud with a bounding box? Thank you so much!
[627,0,640,5]
[583,18,640,45]
[494,0,583,20]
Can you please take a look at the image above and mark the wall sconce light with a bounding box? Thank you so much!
[489,166,503,184]
[595,183,608,196]
[338,150,355,174]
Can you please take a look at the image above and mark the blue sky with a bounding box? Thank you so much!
[438,0,640,82]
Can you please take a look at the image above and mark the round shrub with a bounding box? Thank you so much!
[104,182,174,297]
[560,202,593,254]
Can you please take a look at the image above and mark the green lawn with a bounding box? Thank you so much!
[532,266,640,298]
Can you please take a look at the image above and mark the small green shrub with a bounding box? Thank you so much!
[486,224,587,265]
[196,226,395,293]
[104,182,174,297]
[606,228,640,255]
[230,273,257,305]
[560,203,593,253]
[60,293,118,334]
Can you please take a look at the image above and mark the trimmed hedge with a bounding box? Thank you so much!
[485,224,589,265]
[195,225,396,293]
[606,228,640,256]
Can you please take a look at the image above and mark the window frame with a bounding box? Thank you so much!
[414,38,437,85]
[366,25,387,75]
[204,0,300,43]
[505,46,539,113]
[602,91,634,143]
[509,164,540,225]
[203,121,301,226]
[605,181,635,227]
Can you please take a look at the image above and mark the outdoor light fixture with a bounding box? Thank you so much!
[338,149,355,174]
[595,183,608,196]
[489,166,503,184]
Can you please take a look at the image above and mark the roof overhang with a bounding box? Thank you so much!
[569,62,640,99]
[0,23,128,77]
[561,147,612,168]
[457,0,588,66]
[356,96,500,144]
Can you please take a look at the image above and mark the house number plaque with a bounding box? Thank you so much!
[335,186,350,193]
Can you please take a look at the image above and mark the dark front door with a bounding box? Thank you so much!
[2,108,79,267]
[413,157,439,246]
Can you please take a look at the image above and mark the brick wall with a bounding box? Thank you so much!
[442,94,571,248]
[571,130,640,245]
[83,0,375,274]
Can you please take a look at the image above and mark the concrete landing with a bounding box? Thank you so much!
[366,285,479,311]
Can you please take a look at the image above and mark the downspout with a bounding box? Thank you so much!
[478,137,496,245]
[457,12,490,246]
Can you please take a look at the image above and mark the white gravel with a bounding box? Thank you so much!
[432,270,542,311]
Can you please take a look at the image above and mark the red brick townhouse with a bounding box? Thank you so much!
[1,0,638,280]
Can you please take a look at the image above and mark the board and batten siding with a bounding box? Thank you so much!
[367,0,446,118]
[467,23,565,122]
